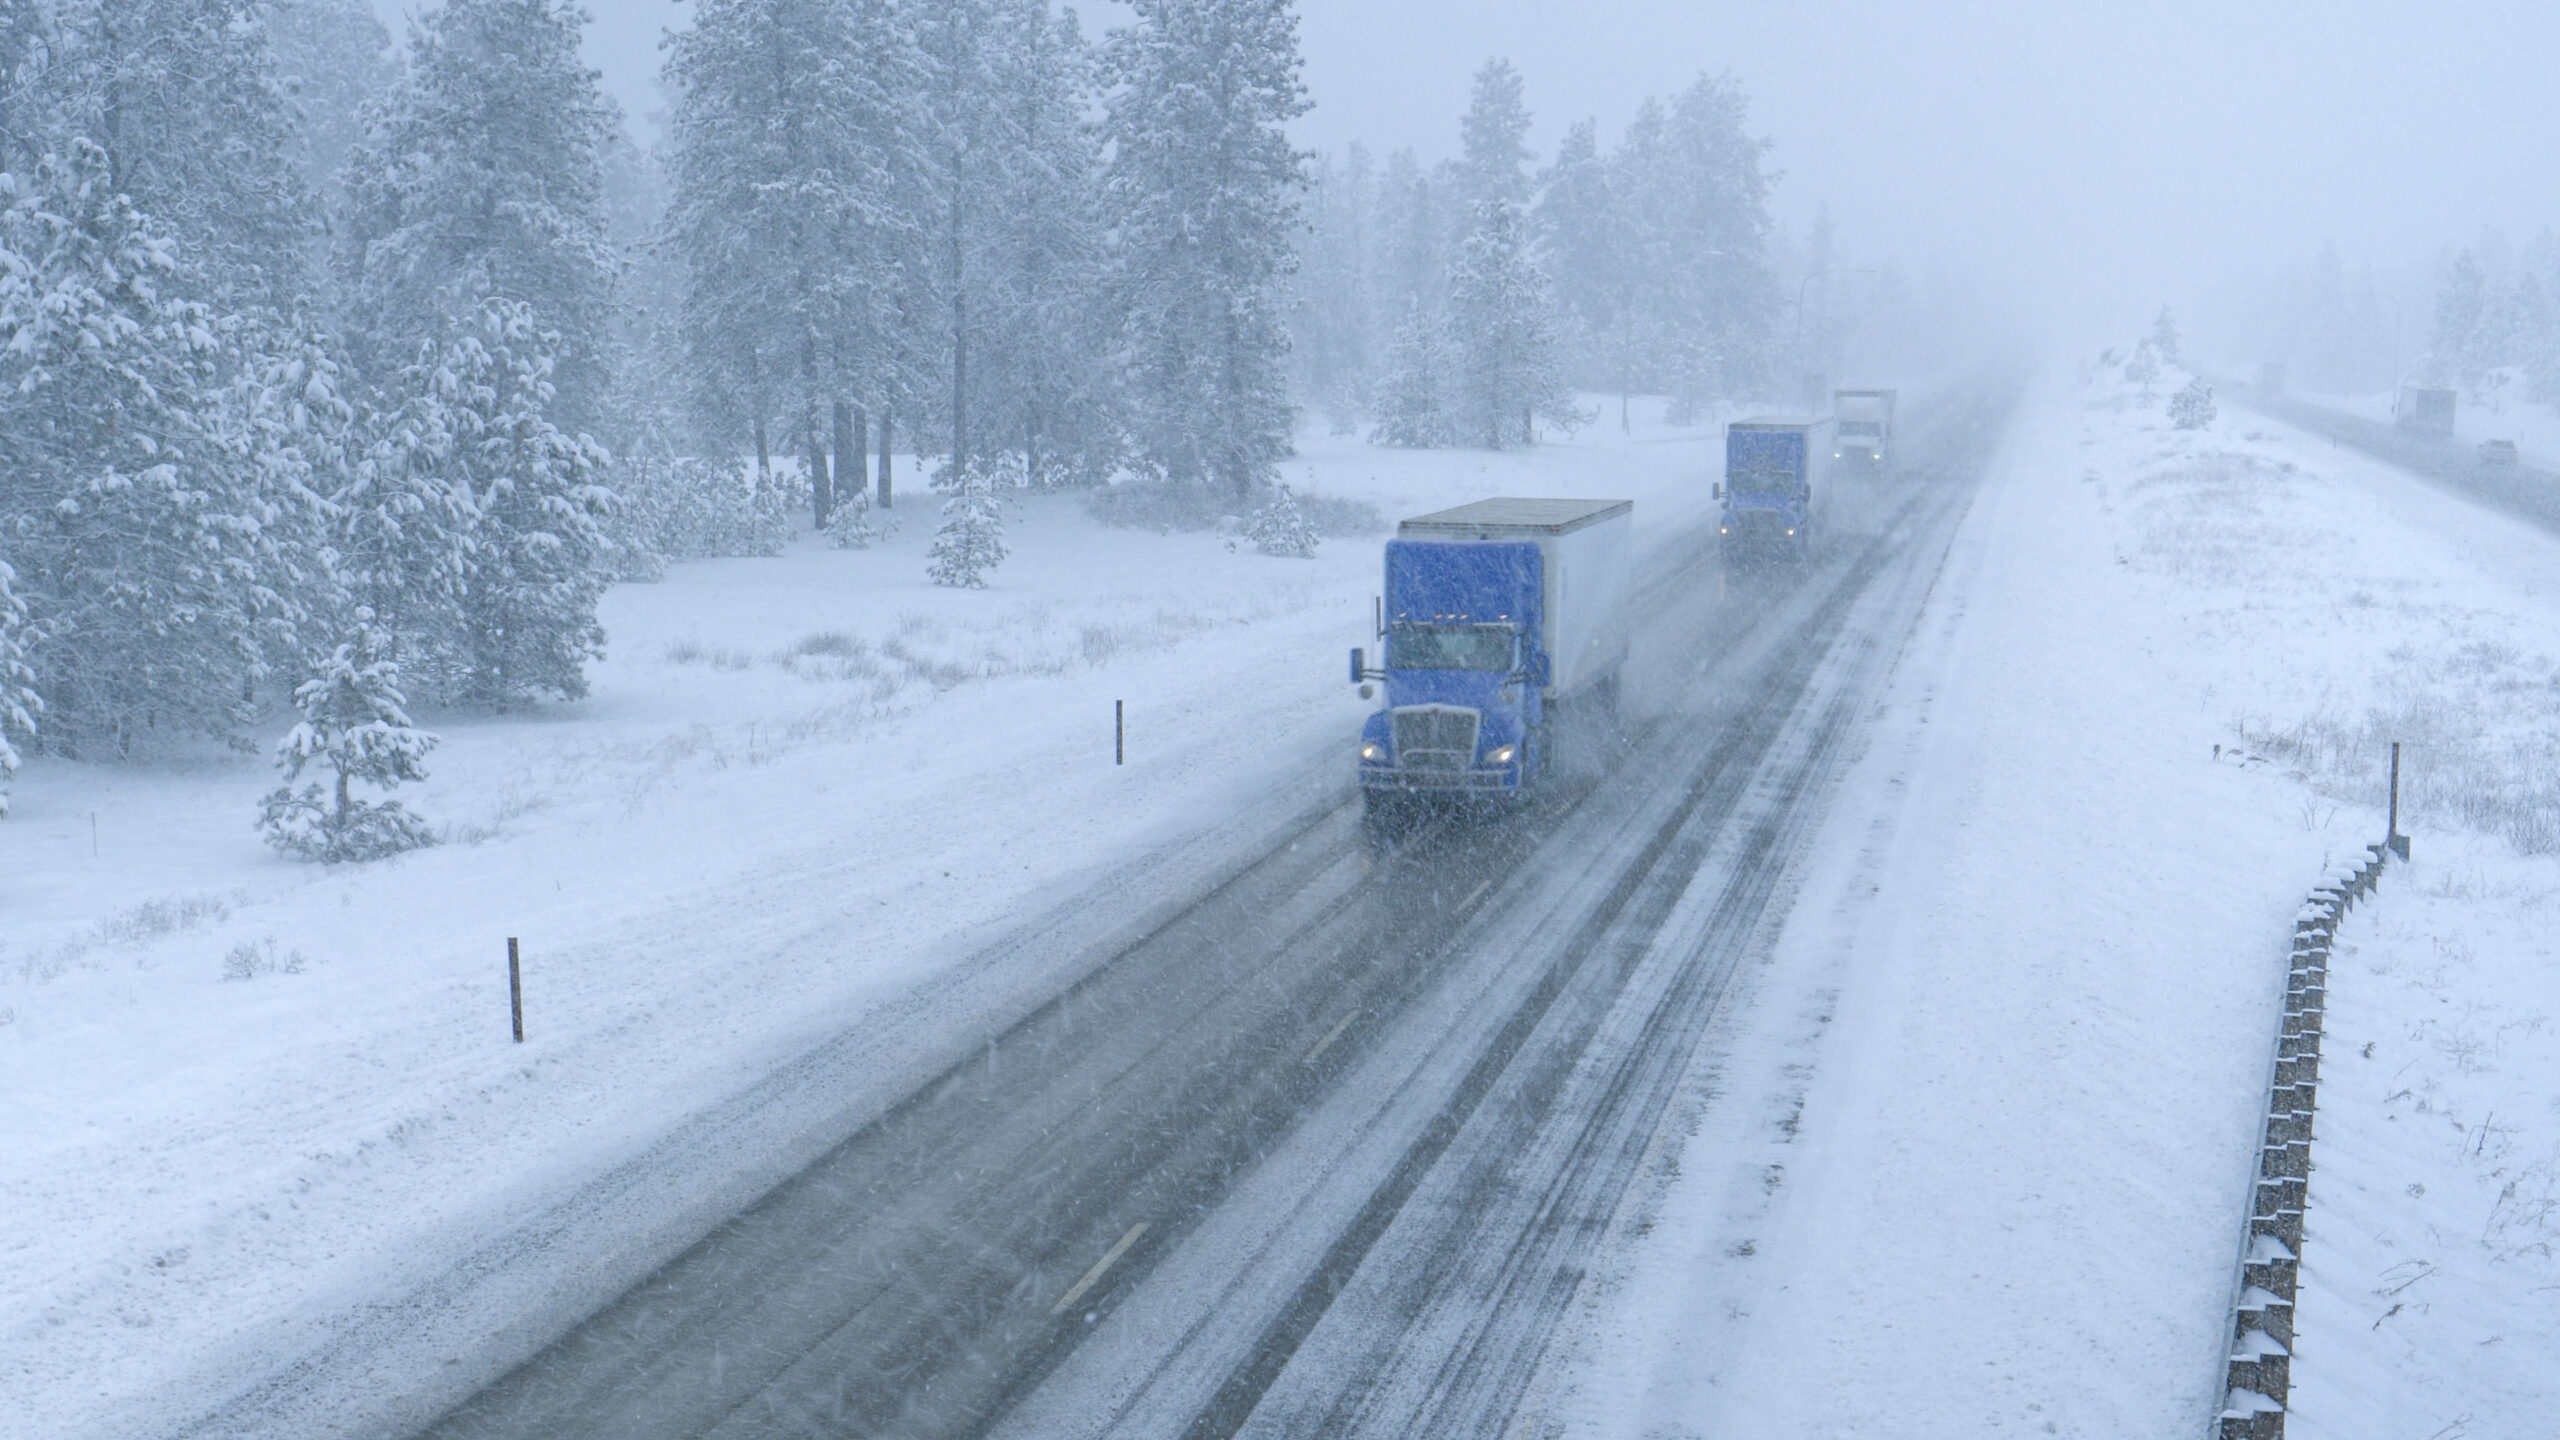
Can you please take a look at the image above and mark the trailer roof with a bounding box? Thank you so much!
[1730,415,1834,431]
[1398,497,1633,536]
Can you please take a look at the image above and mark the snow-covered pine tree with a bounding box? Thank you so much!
[1247,483,1318,558]
[965,1,1120,486]
[2150,304,2183,366]
[1536,117,1628,422]
[1104,0,1310,506]
[1291,146,1379,433]
[0,142,283,756]
[268,0,397,237]
[1457,58,1533,213]
[10,0,320,316]
[444,301,615,705]
[2125,339,2161,394]
[1611,76,1779,416]
[1369,303,1457,447]
[2169,377,2216,429]
[2428,250,2500,399]
[0,560,39,818]
[340,0,621,441]
[927,465,1009,588]
[1448,198,1579,448]
[258,610,438,863]
[666,0,921,505]
[333,330,485,696]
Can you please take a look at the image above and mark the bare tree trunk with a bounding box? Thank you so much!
[950,198,969,480]
[833,400,857,511]
[877,408,894,509]
[805,416,830,532]
[848,402,869,505]
[803,338,831,529]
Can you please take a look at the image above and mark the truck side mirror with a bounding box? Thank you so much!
[1350,647,1365,685]
[1712,482,1724,500]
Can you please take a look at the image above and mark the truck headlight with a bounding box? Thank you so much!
[1486,744,1517,765]
[1361,742,1388,763]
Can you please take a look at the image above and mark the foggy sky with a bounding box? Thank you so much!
[379,0,2560,337]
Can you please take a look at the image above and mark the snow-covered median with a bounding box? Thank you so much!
[0,416,1730,1437]
[1545,364,2559,1436]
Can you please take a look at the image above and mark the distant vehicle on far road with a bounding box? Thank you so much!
[2393,386,2456,437]
[1831,389,1896,462]
[2478,438,2519,467]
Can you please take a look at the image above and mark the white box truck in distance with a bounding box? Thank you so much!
[1832,388,1896,461]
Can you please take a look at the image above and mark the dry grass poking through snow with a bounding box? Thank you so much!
[2116,432,2560,856]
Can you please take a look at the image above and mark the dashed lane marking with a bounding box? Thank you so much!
[1051,1222,1151,1317]
[1304,1010,1362,1065]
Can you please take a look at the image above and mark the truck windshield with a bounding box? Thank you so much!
[1387,623,1516,671]
[1731,465,1801,495]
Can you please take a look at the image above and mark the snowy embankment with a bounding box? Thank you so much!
[1542,366,2559,1437]
[0,411,1730,1437]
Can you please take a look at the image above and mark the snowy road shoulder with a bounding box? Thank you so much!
[1542,364,2560,1438]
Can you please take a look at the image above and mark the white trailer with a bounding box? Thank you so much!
[1831,388,1897,461]
[1393,498,1633,704]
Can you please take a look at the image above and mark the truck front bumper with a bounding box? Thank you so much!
[1361,766,1519,794]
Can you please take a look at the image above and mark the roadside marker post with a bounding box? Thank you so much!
[1116,701,1124,766]
[2386,741,2410,860]
[508,938,524,1043]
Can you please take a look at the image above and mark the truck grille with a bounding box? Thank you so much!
[1391,705,1479,771]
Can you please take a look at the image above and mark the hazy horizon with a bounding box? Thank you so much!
[366,0,2560,346]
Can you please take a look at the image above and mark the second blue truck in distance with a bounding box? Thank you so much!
[1718,416,1832,565]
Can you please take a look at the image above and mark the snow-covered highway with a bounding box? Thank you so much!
[332,390,2014,1440]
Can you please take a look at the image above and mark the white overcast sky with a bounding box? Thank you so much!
[376,0,2560,328]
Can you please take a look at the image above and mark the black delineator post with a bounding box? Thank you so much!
[2387,741,2410,860]
[508,938,524,1044]
[1115,701,1124,766]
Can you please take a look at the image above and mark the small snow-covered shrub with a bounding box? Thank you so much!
[221,937,307,981]
[1295,490,1387,538]
[928,467,1009,589]
[2124,340,2161,393]
[258,613,439,864]
[665,640,755,671]
[1247,484,1320,557]
[2170,377,2217,430]
[1086,477,1232,532]
[607,456,793,573]
[824,485,890,549]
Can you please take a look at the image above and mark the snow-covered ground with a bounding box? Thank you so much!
[0,406,1743,1436]
[2301,369,2560,467]
[1543,364,2560,1437]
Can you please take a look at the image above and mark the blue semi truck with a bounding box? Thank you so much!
[1717,416,1832,564]
[1350,498,1632,818]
